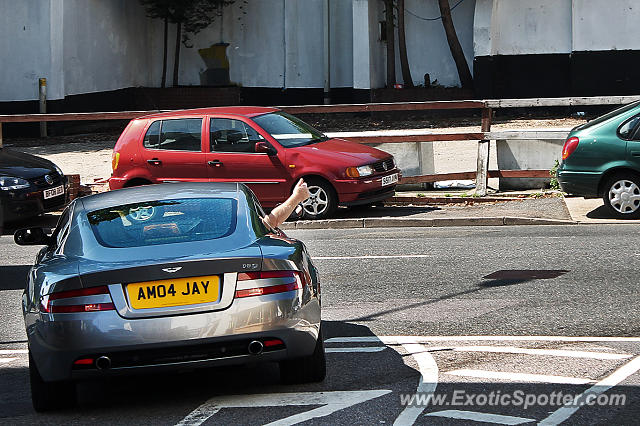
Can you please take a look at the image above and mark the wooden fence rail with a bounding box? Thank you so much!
[1,95,639,194]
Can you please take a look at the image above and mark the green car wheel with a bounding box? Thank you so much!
[603,173,640,219]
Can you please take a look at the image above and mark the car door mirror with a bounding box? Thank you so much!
[14,227,53,246]
[255,142,276,155]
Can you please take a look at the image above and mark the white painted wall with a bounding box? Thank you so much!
[399,0,476,87]
[487,0,572,56]
[572,0,640,52]
[62,0,161,96]
[0,0,55,101]
[176,0,353,89]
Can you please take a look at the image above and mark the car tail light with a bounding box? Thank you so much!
[112,152,120,171]
[40,286,115,313]
[562,137,580,160]
[235,270,305,298]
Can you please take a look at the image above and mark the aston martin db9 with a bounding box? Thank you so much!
[16,182,324,411]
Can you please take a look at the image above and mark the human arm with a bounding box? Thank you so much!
[262,179,310,229]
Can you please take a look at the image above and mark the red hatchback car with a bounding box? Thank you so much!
[109,107,400,219]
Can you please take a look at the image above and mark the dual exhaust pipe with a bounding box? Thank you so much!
[93,340,265,370]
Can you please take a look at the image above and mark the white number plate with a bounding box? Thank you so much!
[381,173,399,186]
[43,185,64,199]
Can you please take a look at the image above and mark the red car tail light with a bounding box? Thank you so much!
[235,270,305,298]
[40,286,115,313]
[562,137,580,160]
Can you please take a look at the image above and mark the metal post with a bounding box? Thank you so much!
[39,78,47,137]
[323,0,331,104]
[0,123,3,148]
[475,107,493,195]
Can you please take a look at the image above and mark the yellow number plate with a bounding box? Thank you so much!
[127,275,220,310]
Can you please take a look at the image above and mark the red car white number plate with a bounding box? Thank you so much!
[381,173,398,186]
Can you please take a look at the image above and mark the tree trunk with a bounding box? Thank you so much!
[384,0,396,88]
[437,0,473,90]
[161,17,168,88]
[173,21,182,87]
[397,0,413,87]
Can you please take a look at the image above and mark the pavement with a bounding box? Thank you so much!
[2,188,633,235]
[282,190,624,230]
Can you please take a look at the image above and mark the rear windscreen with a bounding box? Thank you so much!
[87,198,237,248]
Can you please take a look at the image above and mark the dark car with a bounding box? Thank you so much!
[15,182,324,411]
[109,107,399,219]
[558,101,640,218]
[0,147,68,229]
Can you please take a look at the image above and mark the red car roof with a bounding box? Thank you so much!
[140,106,280,120]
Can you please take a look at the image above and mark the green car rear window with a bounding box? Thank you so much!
[87,198,237,248]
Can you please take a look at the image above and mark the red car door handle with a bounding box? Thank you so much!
[147,158,162,166]
[208,160,223,167]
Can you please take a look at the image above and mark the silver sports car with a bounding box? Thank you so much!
[16,182,324,411]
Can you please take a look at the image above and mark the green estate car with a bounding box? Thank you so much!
[558,100,640,218]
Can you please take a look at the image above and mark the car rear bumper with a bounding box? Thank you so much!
[557,170,601,197]
[108,177,127,190]
[27,291,320,382]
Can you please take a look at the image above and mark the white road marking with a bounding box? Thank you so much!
[425,410,535,425]
[445,369,593,385]
[451,345,630,360]
[0,350,28,355]
[325,336,640,344]
[325,347,386,353]
[174,390,391,426]
[393,343,438,426]
[312,255,432,260]
[0,358,17,364]
[539,354,640,425]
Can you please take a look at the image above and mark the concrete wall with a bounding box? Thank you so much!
[399,0,476,87]
[62,0,161,97]
[0,0,56,101]
[572,0,640,52]
[0,0,162,102]
[474,0,640,57]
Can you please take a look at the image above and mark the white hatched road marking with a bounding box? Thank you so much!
[392,343,438,426]
[445,369,593,385]
[172,336,639,426]
[325,335,640,425]
[174,390,391,426]
[450,345,630,360]
[539,354,640,425]
[425,410,535,425]
[0,358,17,364]
[325,347,386,353]
[325,336,640,343]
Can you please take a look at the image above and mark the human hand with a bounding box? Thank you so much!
[292,178,310,203]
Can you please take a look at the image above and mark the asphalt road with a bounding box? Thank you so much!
[0,225,639,425]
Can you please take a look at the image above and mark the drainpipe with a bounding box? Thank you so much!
[323,0,331,104]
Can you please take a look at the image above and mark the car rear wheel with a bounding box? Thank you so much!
[602,174,640,219]
[301,179,337,220]
[29,350,76,412]
[279,328,326,384]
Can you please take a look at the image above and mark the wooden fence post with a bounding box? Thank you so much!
[475,107,493,195]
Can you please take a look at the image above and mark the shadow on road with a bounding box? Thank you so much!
[347,270,569,322]
[0,265,31,291]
